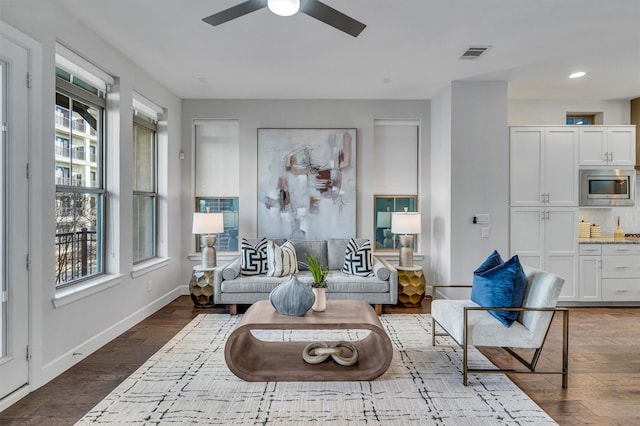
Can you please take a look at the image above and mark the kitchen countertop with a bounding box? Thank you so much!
[579,237,640,244]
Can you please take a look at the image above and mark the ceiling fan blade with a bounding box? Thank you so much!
[202,0,267,26]
[300,0,366,37]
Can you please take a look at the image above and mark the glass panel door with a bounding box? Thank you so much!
[0,34,30,401]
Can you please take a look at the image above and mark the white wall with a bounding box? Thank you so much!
[509,99,631,125]
[181,100,431,268]
[430,86,453,285]
[430,81,510,286]
[1,1,183,391]
[451,82,509,283]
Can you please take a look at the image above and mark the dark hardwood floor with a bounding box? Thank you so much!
[1,296,639,425]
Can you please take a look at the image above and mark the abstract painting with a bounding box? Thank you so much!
[257,128,357,239]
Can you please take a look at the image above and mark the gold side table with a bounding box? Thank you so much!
[190,266,216,308]
[396,265,426,307]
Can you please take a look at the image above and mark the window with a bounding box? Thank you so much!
[54,48,111,288]
[194,119,240,252]
[132,112,158,263]
[195,198,239,252]
[373,120,420,252]
[374,195,417,250]
[566,114,595,125]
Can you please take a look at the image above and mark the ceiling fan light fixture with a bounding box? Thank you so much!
[267,0,300,16]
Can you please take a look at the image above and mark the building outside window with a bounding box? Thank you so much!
[54,61,107,288]
[132,112,158,263]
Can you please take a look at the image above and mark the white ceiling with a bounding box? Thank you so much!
[53,0,640,101]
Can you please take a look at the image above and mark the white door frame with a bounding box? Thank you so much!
[0,21,41,411]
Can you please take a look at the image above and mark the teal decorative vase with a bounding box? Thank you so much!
[269,274,315,316]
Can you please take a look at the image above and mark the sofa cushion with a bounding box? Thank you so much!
[240,237,268,276]
[342,239,373,277]
[471,252,527,327]
[221,270,390,295]
[266,240,299,277]
[291,239,327,271]
[431,298,537,347]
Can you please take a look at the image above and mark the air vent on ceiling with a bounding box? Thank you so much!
[460,46,491,59]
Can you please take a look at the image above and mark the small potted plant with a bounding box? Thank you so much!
[305,253,329,312]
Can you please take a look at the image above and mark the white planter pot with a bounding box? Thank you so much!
[312,287,326,312]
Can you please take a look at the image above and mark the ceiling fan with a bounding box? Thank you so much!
[202,0,366,37]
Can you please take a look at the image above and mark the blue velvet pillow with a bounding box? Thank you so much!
[473,250,503,275]
[471,252,528,327]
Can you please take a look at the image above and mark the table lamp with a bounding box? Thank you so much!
[391,208,421,267]
[192,210,224,268]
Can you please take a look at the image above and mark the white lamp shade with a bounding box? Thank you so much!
[267,0,300,16]
[376,211,392,228]
[391,212,421,234]
[192,212,224,234]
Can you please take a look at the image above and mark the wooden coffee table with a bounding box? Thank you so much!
[224,299,393,381]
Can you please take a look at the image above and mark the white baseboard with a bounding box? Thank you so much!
[0,385,30,413]
[178,284,190,296]
[38,287,183,387]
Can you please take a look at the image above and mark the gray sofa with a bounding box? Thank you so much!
[213,238,398,315]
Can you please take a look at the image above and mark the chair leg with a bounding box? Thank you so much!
[431,317,436,346]
[229,304,237,315]
[562,309,569,388]
[463,308,469,386]
[463,340,469,386]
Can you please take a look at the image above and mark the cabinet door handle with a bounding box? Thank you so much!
[614,266,630,269]
[615,289,630,293]
[546,193,550,203]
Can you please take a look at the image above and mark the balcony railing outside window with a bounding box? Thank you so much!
[56,177,71,186]
[72,147,85,160]
[55,228,98,285]
[55,145,70,158]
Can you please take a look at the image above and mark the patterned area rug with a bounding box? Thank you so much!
[78,314,556,425]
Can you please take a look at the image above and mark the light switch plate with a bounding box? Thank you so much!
[481,227,490,238]
[475,214,490,224]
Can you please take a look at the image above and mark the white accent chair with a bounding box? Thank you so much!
[431,266,569,388]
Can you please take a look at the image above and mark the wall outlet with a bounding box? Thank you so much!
[481,227,490,238]
[147,280,153,292]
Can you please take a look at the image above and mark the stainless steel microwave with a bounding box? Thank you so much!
[579,169,636,206]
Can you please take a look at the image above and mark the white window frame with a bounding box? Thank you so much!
[132,93,161,264]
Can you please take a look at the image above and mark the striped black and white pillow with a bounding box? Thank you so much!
[241,238,268,276]
[266,240,299,277]
[342,239,373,277]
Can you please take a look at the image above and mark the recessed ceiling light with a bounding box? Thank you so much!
[569,71,586,79]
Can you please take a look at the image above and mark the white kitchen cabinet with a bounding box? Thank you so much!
[577,244,640,302]
[579,244,602,301]
[578,126,636,167]
[601,245,640,303]
[510,126,578,207]
[510,207,578,301]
